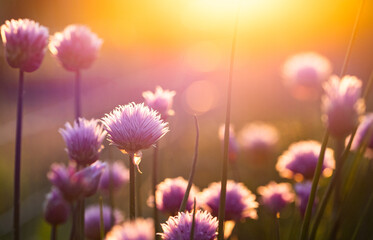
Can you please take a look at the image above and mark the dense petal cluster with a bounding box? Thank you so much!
[276,140,335,181]
[218,124,239,163]
[49,24,102,71]
[257,182,295,214]
[350,113,373,158]
[99,161,129,193]
[106,218,154,240]
[160,210,218,240]
[84,204,123,240]
[151,177,198,216]
[200,180,258,221]
[43,188,70,226]
[294,181,317,217]
[142,86,176,120]
[101,102,169,155]
[47,161,106,202]
[59,118,106,165]
[282,52,332,100]
[322,75,364,138]
[1,19,48,72]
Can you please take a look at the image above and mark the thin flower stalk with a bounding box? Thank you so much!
[351,192,373,240]
[152,143,160,238]
[218,2,241,239]
[275,213,280,240]
[129,153,136,219]
[300,0,365,238]
[190,198,197,240]
[51,225,57,240]
[99,196,105,240]
[179,116,199,212]
[75,70,82,119]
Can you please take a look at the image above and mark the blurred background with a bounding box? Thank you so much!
[0,0,373,239]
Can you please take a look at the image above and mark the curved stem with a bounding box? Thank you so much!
[217,3,241,240]
[179,116,199,212]
[13,70,24,240]
[129,153,136,219]
[152,143,160,238]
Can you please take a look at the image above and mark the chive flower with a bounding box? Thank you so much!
[142,86,176,120]
[257,181,295,214]
[43,188,70,226]
[294,181,317,217]
[106,218,154,240]
[350,113,373,158]
[99,161,129,194]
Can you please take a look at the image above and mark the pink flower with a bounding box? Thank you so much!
[49,25,102,72]
[142,86,176,120]
[218,124,239,163]
[59,118,106,166]
[350,113,373,158]
[1,19,48,72]
[282,52,332,101]
[322,75,365,138]
[106,218,154,240]
[294,181,317,217]
[257,182,295,214]
[200,180,258,221]
[276,140,335,181]
[99,161,129,194]
[43,188,70,226]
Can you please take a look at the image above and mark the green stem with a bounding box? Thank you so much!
[190,198,197,240]
[351,191,373,239]
[152,143,160,239]
[129,153,136,219]
[179,116,199,212]
[217,3,240,240]
[275,213,280,240]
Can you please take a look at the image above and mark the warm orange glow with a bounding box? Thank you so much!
[184,80,218,114]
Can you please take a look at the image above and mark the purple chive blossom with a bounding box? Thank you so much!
[101,103,169,166]
[106,218,154,240]
[282,52,332,101]
[218,124,239,163]
[200,180,258,221]
[99,161,129,194]
[294,181,317,217]
[43,188,70,226]
[84,204,123,240]
[1,19,49,72]
[322,75,365,139]
[149,177,199,216]
[238,122,279,162]
[276,140,335,181]
[49,24,102,72]
[257,181,295,214]
[59,118,106,166]
[350,113,373,158]
[160,210,218,240]
[142,86,176,120]
[47,161,106,202]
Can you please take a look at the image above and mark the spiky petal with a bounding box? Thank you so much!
[143,86,176,120]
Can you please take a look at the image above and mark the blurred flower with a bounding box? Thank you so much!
[200,180,258,221]
[282,52,332,101]
[49,24,102,72]
[84,204,123,240]
[276,140,335,181]
[350,113,373,158]
[238,122,279,162]
[99,161,129,194]
[48,161,106,202]
[257,181,295,214]
[106,218,154,240]
[59,118,106,166]
[149,177,198,216]
[1,19,48,72]
[43,188,70,226]
[142,86,176,120]
[294,181,317,217]
[218,124,239,163]
[160,210,218,240]
[322,75,364,139]
[101,103,169,167]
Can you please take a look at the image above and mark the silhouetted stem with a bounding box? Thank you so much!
[179,116,199,212]
[99,196,105,240]
[51,225,57,240]
[351,191,373,240]
[75,70,81,120]
[190,198,197,240]
[152,143,160,238]
[275,213,280,240]
[129,153,136,219]
[217,3,240,240]
[137,171,142,217]
[13,70,24,240]
[109,164,115,225]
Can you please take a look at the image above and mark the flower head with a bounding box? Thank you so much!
[200,180,258,221]
[142,86,176,120]
[322,75,364,138]
[350,113,373,158]
[218,124,239,163]
[99,161,129,194]
[43,188,70,226]
[282,52,332,100]
[150,177,198,216]
[84,204,123,240]
[106,218,154,240]
[1,19,49,72]
[257,182,295,214]
[48,161,106,202]
[102,102,169,157]
[276,140,335,181]
[294,181,317,217]
[160,210,218,240]
[49,24,102,72]
[59,118,106,165]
